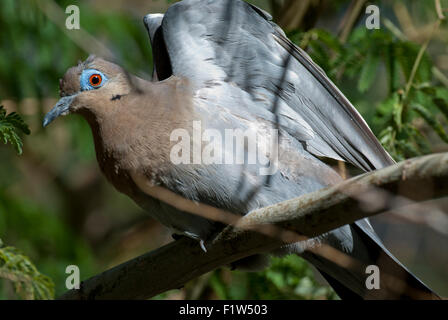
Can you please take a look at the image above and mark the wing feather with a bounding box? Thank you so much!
[148,0,394,171]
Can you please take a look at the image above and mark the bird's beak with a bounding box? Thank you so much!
[43,94,78,127]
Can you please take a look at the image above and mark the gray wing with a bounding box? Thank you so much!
[140,3,438,297]
[143,13,171,81]
[146,0,394,171]
[143,14,163,45]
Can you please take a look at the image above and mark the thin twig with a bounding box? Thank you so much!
[35,1,114,60]
[338,0,367,44]
[383,17,448,88]
[435,0,446,20]
[403,19,442,99]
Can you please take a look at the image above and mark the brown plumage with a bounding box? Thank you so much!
[44,54,347,244]
[59,57,202,199]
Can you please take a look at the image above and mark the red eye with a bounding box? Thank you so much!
[89,74,102,87]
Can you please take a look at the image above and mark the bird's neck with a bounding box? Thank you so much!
[82,77,199,193]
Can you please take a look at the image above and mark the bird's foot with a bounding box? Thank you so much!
[172,233,208,252]
[199,239,207,253]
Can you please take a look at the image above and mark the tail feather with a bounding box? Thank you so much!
[302,222,439,299]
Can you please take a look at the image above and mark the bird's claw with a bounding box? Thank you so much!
[200,240,207,253]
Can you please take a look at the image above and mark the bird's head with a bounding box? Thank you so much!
[43,55,135,127]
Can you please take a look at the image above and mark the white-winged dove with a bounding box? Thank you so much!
[43,0,438,299]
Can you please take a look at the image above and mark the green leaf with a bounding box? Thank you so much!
[0,105,30,154]
[312,29,343,53]
[209,270,228,299]
[404,125,431,155]
[397,41,419,82]
[0,239,54,299]
[396,139,420,158]
[412,103,448,143]
[379,93,404,129]
[358,51,380,93]
[433,98,448,121]
[386,43,402,93]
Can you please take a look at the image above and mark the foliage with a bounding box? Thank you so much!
[0,106,30,155]
[0,189,97,299]
[0,0,153,101]
[0,0,151,300]
[0,238,54,299]
[290,23,448,161]
[209,255,336,300]
[0,105,53,299]
[0,0,447,300]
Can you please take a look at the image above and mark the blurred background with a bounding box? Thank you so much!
[0,0,447,299]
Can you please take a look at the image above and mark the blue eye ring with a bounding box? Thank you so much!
[80,69,108,91]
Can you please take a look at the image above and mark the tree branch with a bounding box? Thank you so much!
[59,153,448,300]
[338,0,367,44]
